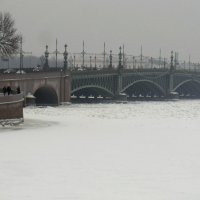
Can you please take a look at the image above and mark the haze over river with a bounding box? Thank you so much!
[0,100,200,200]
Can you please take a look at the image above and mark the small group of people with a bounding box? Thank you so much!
[2,86,20,96]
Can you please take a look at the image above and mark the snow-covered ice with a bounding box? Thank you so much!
[0,100,200,200]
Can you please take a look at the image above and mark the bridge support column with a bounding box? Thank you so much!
[169,51,174,93]
[117,71,122,95]
[167,73,179,99]
[60,73,71,104]
[169,73,174,92]
[167,51,178,99]
[114,70,127,101]
[114,46,127,101]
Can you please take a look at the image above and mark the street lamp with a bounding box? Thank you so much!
[63,44,68,73]
[109,50,112,69]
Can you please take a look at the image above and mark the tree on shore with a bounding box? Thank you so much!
[0,12,21,58]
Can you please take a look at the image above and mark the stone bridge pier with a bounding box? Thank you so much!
[0,72,71,106]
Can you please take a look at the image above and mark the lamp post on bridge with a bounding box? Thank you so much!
[44,45,49,71]
[118,46,123,70]
[122,44,125,69]
[52,39,62,70]
[159,49,162,69]
[140,45,143,69]
[164,58,166,69]
[18,36,32,73]
[189,55,191,72]
[45,40,62,70]
[81,40,86,68]
[150,57,153,69]
[103,42,106,68]
[132,56,135,69]
[170,51,174,72]
[19,36,23,74]
[73,55,76,69]
[174,52,178,70]
[109,50,112,68]
[63,44,68,73]
[184,61,186,71]
[89,56,92,69]
[95,54,97,69]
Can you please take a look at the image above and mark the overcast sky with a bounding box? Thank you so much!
[1,0,200,61]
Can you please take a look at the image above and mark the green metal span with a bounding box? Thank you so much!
[121,80,166,96]
[173,79,200,92]
[71,85,114,97]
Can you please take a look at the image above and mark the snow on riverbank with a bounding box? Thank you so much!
[0,100,200,200]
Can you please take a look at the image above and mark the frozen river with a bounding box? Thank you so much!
[1,100,200,200]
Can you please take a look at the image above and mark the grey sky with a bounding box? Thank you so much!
[1,0,200,61]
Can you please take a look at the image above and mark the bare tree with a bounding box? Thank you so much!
[0,12,21,57]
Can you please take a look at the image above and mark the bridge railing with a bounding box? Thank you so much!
[0,93,24,104]
[1,52,200,74]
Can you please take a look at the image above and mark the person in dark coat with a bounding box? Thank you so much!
[17,86,21,94]
[3,86,6,96]
[7,86,11,95]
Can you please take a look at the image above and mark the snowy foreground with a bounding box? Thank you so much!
[0,100,200,200]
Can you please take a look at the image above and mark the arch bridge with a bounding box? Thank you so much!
[71,69,200,99]
[1,69,200,106]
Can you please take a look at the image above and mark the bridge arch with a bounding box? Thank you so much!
[71,85,114,98]
[122,80,166,97]
[173,79,200,97]
[34,85,58,106]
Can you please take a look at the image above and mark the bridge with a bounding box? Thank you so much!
[1,49,200,105]
[71,68,200,100]
[0,67,200,105]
